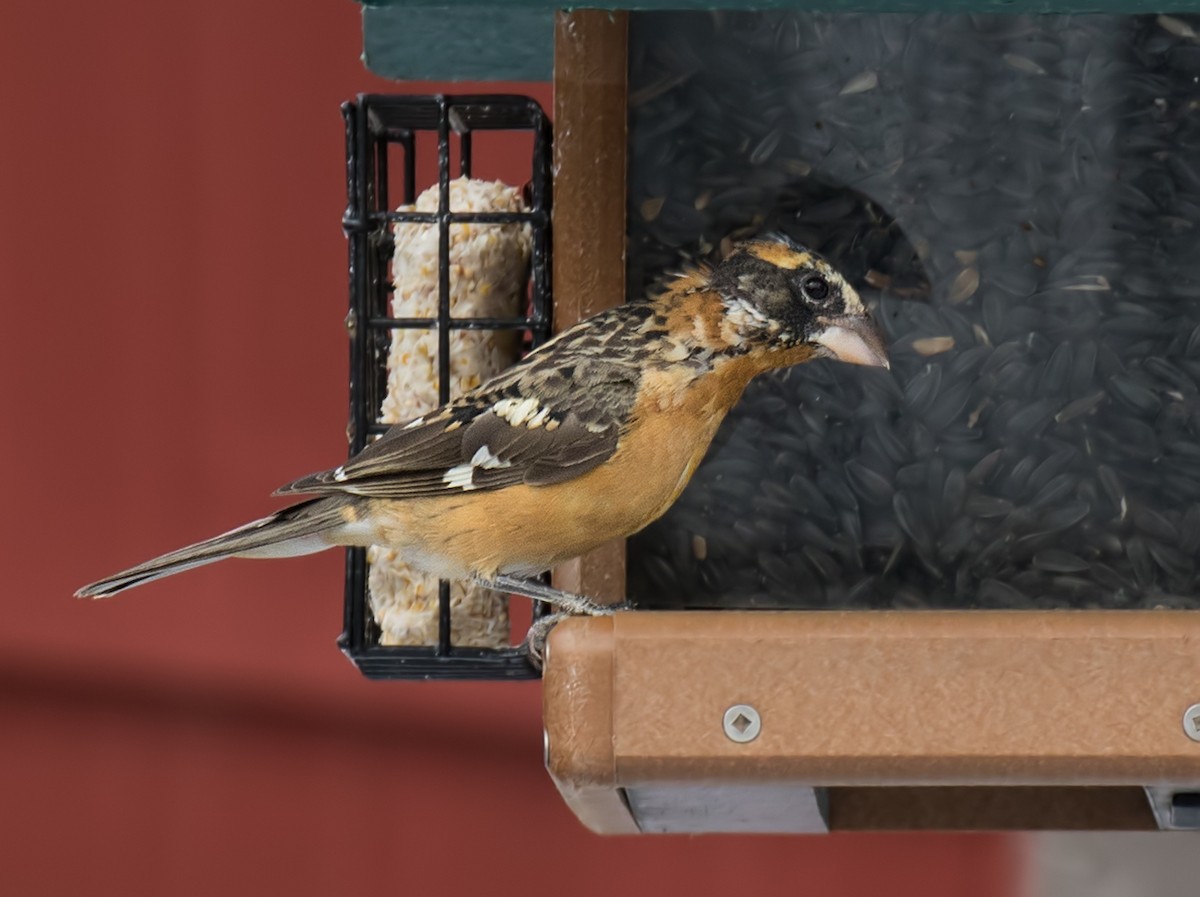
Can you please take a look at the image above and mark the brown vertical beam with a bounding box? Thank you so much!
[551,10,629,605]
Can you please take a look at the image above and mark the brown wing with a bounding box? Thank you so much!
[275,318,647,499]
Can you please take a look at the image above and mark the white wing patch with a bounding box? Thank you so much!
[441,444,512,491]
[442,463,476,490]
[492,396,539,426]
[470,444,512,470]
[492,395,555,429]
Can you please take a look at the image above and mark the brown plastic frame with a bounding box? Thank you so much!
[550,9,629,607]
[545,10,1199,833]
[544,613,1200,831]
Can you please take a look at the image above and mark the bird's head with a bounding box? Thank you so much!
[708,236,890,369]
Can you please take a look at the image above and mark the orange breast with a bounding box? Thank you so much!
[368,356,763,579]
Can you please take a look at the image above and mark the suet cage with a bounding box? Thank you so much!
[340,94,552,680]
[352,3,1200,833]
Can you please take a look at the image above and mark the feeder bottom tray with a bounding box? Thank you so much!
[542,611,1200,833]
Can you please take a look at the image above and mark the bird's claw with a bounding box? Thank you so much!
[469,574,633,669]
[523,611,565,669]
[523,600,633,670]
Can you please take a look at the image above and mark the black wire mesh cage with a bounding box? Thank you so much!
[339,94,552,680]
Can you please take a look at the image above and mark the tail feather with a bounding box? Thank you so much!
[75,498,350,598]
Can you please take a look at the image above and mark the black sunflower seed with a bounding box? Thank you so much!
[1032,549,1091,573]
[942,467,967,518]
[1030,473,1078,508]
[1040,342,1075,395]
[1125,536,1158,588]
[1133,505,1178,543]
[1108,374,1162,416]
[1038,500,1092,533]
[845,459,895,504]
[965,493,1014,518]
[1055,392,1105,423]
[1146,538,1194,582]
[1089,562,1133,594]
[979,578,1028,608]
[1069,340,1098,399]
[1096,465,1127,520]
[967,448,1006,486]
[893,490,934,553]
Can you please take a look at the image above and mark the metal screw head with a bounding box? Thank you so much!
[723,704,761,743]
[1184,704,1200,742]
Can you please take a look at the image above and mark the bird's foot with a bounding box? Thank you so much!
[523,611,568,668]
[521,603,633,669]
[472,574,631,670]
[474,573,626,617]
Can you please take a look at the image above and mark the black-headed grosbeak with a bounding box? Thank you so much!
[77,236,889,635]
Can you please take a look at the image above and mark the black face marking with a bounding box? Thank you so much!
[707,241,857,347]
[707,253,792,311]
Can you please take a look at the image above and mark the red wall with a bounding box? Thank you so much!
[0,2,1019,895]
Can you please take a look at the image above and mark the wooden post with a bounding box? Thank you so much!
[551,10,629,606]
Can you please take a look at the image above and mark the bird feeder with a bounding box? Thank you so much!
[340,93,553,678]
[352,2,1200,833]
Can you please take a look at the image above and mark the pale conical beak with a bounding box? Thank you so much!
[813,314,890,369]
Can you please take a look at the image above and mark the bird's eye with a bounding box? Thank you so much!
[801,274,830,301]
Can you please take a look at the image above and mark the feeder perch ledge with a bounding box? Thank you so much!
[542,611,1200,833]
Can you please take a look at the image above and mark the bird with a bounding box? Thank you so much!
[76,235,890,652]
